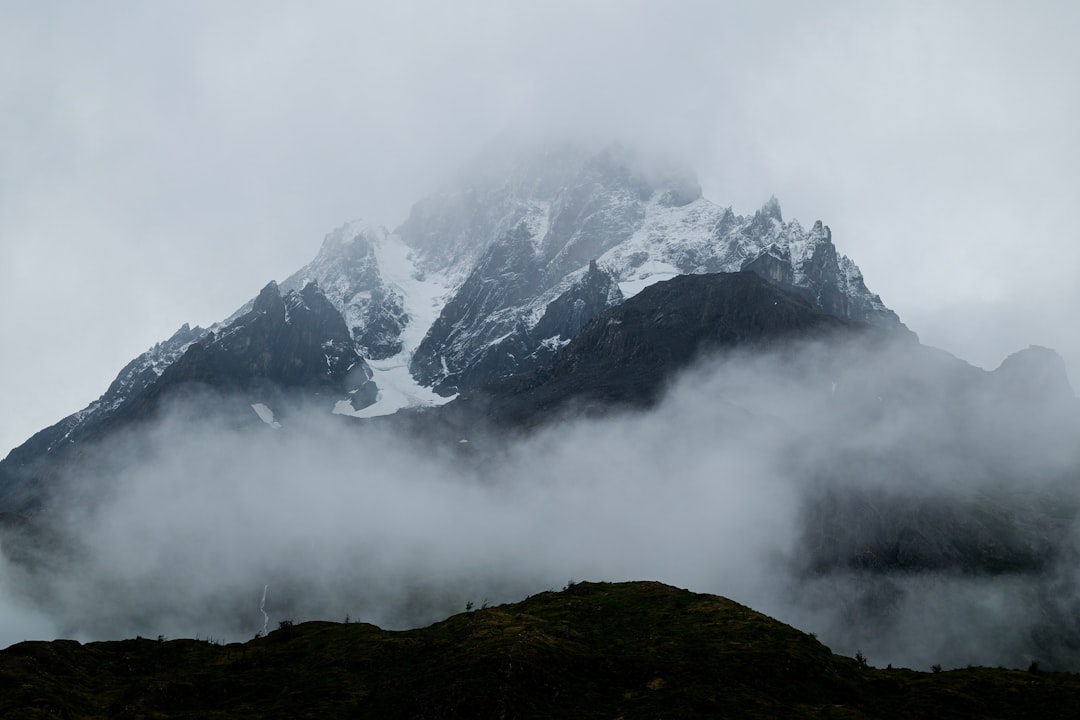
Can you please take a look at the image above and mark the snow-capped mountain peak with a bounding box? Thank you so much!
[0,142,908,512]
[390,146,905,396]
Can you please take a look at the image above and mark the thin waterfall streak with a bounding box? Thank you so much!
[260,584,269,636]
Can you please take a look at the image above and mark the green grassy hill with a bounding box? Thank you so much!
[2,581,1077,718]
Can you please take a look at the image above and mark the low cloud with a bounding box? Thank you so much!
[1,334,1077,671]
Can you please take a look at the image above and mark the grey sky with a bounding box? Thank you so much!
[2,1,1079,456]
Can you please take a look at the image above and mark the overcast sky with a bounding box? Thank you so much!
[2,1,1078,456]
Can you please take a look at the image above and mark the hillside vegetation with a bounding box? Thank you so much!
[2,581,1079,718]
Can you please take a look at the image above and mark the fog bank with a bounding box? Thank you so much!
[1,335,1078,671]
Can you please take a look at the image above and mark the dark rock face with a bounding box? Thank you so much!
[742,243,795,285]
[552,272,840,375]
[467,271,862,426]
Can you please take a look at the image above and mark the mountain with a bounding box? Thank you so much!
[0,142,904,514]
[5,581,1080,719]
[2,140,1079,673]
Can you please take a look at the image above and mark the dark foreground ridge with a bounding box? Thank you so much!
[3,581,1078,719]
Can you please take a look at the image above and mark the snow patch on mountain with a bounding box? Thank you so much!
[590,193,901,331]
[523,201,551,253]
[596,195,771,290]
[250,403,281,429]
[333,232,457,418]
